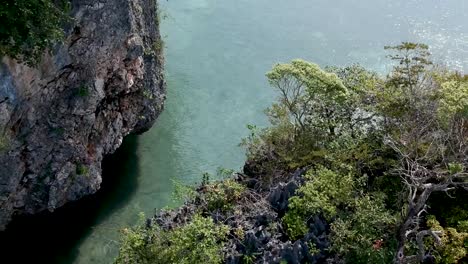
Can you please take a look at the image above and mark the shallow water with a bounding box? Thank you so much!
[1,1,467,263]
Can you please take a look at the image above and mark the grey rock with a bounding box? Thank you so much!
[268,180,299,215]
[0,0,165,230]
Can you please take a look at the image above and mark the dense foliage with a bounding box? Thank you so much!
[244,42,468,263]
[116,172,248,264]
[426,215,468,264]
[0,0,69,65]
[116,214,229,264]
[117,43,468,263]
[283,167,397,263]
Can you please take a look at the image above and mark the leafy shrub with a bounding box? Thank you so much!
[76,85,89,97]
[330,194,397,263]
[171,179,197,204]
[282,167,396,262]
[116,214,229,264]
[283,167,356,239]
[435,72,468,122]
[75,164,88,175]
[427,216,468,264]
[0,132,9,152]
[202,179,245,212]
[0,0,70,65]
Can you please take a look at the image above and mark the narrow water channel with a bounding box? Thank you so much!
[0,1,467,263]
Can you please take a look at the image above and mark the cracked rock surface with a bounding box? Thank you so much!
[0,0,165,230]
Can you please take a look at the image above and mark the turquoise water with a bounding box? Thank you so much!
[1,1,467,263]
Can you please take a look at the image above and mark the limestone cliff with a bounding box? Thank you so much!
[0,0,165,230]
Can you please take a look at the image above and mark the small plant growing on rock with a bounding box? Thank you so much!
[76,164,88,175]
[171,179,197,203]
[234,226,245,240]
[76,84,89,97]
[142,90,154,99]
[201,172,211,186]
[243,255,256,264]
[152,39,165,54]
[0,133,9,152]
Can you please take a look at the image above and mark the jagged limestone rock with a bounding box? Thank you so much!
[0,0,165,230]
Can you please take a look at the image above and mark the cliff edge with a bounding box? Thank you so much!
[0,0,165,230]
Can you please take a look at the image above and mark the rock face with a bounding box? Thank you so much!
[0,0,165,230]
[153,169,331,264]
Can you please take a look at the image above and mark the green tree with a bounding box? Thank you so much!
[266,59,347,135]
[384,42,432,92]
[381,44,468,263]
[244,61,378,173]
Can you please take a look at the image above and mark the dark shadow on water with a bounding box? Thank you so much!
[0,135,140,264]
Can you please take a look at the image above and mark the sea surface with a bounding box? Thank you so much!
[1,0,467,263]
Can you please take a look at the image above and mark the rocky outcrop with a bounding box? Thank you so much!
[0,0,165,230]
[153,169,331,264]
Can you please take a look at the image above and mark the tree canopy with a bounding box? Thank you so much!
[246,43,468,263]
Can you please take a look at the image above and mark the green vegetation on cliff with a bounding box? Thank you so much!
[116,214,229,264]
[0,0,69,65]
[116,43,468,263]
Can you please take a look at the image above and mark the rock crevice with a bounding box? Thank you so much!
[0,0,165,230]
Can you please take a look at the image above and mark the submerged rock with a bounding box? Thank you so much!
[0,0,165,230]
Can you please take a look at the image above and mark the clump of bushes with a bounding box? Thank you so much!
[171,170,246,211]
[426,216,468,264]
[0,132,9,152]
[201,179,246,212]
[116,172,246,264]
[283,167,396,263]
[0,0,70,65]
[283,167,357,239]
[116,214,229,264]
[75,163,88,175]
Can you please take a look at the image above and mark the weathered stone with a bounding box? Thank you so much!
[0,0,165,230]
[268,169,306,212]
